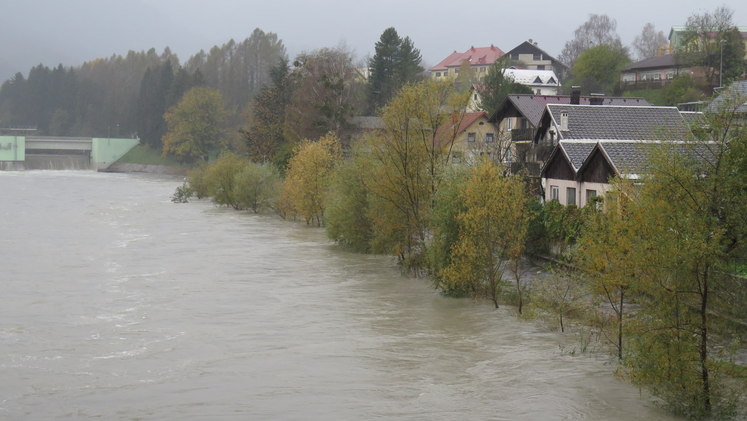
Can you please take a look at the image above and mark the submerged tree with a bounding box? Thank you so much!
[441,160,528,308]
[282,133,342,226]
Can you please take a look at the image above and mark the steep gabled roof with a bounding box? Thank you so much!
[488,94,651,127]
[429,46,505,71]
[539,141,595,179]
[503,68,559,86]
[453,112,489,134]
[544,104,690,141]
[504,41,568,69]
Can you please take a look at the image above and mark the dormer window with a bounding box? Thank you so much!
[533,76,543,84]
[547,77,556,84]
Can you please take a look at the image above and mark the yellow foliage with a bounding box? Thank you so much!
[282,133,342,226]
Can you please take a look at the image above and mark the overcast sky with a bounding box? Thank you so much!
[1,0,745,82]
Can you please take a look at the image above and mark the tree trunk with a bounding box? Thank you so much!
[700,266,711,412]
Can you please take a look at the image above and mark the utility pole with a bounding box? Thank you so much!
[719,39,727,88]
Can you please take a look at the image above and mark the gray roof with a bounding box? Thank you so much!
[577,141,717,177]
[623,54,680,71]
[559,142,596,170]
[490,94,651,127]
[705,81,747,113]
[546,104,691,141]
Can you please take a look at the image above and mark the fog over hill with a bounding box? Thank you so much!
[3,0,747,82]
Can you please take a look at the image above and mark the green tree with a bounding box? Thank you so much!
[233,162,280,213]
[162,86,227,162]
[571,44,630,94]
[367,27,424,112]
[533,270,587,333]
[680,6,743,87]
[325,145,375,252]
[241,58,292,164]
[479,57,533,115]
[601,92,747,417]
[203,152,246,209]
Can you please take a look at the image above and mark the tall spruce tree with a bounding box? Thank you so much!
[367,27,423,113]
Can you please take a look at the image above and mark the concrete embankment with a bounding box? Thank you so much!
[104,162,190,176]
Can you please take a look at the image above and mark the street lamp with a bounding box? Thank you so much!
[719,39,727,88]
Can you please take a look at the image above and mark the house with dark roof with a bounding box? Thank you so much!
[486,94,652,171]
[430,46,505,80]
[620,55,703,90]
[539,105,693,207]
[504,40,568,77]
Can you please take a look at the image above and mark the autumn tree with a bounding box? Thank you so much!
[284,46,365,144]
[367,27,424,113]
[576,188,635,359]
[162,86,227,162]
[440,160,529,308]
[559,14,623,70]
[363,80,469,267]
[632,23,668,60]
[282,133,342,226]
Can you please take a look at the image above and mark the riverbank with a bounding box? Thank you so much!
[104,162,189,176]
[106,144,192,175]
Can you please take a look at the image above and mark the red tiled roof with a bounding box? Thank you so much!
[434,112,489,147]
[429,46,505,71]
[454,112,488,134]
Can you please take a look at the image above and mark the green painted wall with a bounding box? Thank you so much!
[0,136,25,161]
[91,137,139,170]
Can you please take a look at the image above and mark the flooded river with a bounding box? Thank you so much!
[0,171,678,420]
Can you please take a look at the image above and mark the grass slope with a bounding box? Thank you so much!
[116,144,190,166]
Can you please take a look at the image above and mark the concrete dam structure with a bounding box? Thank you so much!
[0,136,139,171]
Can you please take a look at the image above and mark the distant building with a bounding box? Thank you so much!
[619,55,702,90]
[669,25,747,58]
[429,45,505,80]
[502,68,560,95]
[503,40,568,77]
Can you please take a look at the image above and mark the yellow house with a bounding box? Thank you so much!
[443,112,505,164]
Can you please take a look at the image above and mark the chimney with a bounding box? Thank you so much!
[570,86,581,105]
[560,111,569,131]
[589,93,605,105]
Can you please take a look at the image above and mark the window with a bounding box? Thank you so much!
[551,186,559,201]
[504,147,512,162]
[533,76,543,84]
[467,132,476,142]
[533,54,541,60]
[537,65,546,70]
[567,187,576,206]
[521,118,529,129]
[481,67,486,72]
[547,77,556,84]
[436,72,441,77]
[455,68,459,74]
[507,118,513,130]
[474,94,478,100]
[486,133,495,143]
[586,189,597,199]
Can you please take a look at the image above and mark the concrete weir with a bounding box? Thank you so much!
[0,136,139,171]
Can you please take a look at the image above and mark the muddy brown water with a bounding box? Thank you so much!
[0,171,678,420]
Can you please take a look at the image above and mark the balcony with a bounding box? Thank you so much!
[511,128,534,142]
